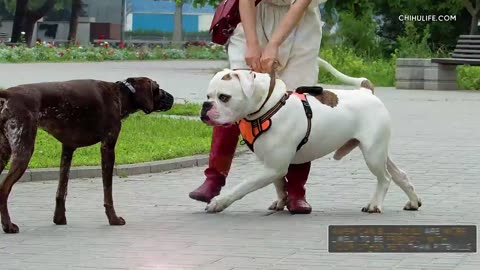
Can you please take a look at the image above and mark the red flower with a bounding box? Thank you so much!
[99,34,105,39]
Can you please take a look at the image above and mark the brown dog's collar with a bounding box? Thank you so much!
[119,80,136,93]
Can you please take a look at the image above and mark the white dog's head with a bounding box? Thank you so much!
[200,69,275,126]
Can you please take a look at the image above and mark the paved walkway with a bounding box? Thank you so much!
[0,60,228,103]
[1,61,480,269]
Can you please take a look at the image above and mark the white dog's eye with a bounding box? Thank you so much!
[218,94,231,103]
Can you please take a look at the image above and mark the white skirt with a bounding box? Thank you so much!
[228,0,325,90]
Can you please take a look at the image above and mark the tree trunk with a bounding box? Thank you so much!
[24,0,56,46]
[172,1,183,43]
[68,0,83,42]
[24,17,35,45]
[353,2,362,18]
[465,0,480,34]
[470,13,479,34]
[11,0,28,43]
[473,0,480,34]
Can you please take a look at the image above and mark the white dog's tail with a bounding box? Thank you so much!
[317,57,374,92]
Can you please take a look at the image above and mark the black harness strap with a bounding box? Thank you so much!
[296,94,313,151]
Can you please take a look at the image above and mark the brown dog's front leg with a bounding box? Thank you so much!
[101,139,125,226]
[53,145,75,225]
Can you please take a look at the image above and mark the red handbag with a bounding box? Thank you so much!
[210,0,262,45]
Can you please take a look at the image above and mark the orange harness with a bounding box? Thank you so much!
[237,92,313,152]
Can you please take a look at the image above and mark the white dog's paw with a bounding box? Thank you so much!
[403,198,422,211]
[268,198,286,211]
[361,203,382,213]
[205,196,229,213]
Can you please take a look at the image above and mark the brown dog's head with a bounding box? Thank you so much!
[124,77,174,114]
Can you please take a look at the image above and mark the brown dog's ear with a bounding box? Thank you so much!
[127,78,154,114]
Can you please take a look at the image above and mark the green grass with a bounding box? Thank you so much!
[19,115,213,168]
[160,103,201,116]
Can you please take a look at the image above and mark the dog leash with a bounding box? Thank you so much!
[246,61,279,117]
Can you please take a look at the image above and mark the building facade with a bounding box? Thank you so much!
[126,0,215,32]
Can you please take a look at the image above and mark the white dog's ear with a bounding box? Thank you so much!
[231,70,255,98]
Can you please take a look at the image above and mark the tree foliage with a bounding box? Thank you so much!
[2,0,71,13]
[192,0,219,8]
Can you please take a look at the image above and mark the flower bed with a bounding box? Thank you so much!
[0,41,227,63]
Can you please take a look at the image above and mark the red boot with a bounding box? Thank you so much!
[189,125,240,203]
[285,162,312,214]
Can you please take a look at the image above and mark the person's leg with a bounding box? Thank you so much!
[277,48,319,213]
[277,10,323,214]
[285,162,312,214]
[189,125,240,203]
[189,22,250,203]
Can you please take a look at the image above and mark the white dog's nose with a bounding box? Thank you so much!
[200,101,213,122]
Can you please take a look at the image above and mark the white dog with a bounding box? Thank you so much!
[200,57,421,214]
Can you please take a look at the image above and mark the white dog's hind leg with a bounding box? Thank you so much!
[268,177,287,211]
[206,167,287,213]
[359,141,391,213]
[387,157,422,210]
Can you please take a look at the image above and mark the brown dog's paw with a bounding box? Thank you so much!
[53,215,67,225]
[3,222,19,234]
[109,216,126,226]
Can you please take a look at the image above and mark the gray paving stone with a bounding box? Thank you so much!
[1,62,480,270]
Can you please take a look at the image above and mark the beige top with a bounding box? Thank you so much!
[228,0,326,89]
[266,0,327,9]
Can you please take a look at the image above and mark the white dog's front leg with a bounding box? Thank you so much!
[268,178,287,211]
[206,167,285,213]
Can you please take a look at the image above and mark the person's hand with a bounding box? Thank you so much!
[260,42,279,73]
[245,42,262,72]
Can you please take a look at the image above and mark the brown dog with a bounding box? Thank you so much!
[0,77,174,233]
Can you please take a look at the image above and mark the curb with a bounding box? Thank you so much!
[2,149,248,183]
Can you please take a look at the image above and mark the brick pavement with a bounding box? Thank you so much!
[1,62,480,269]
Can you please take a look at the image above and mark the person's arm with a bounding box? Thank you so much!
[260,0,313,72]
[239,0,262,71]
[239,0,259,47]
[269,0,312,47]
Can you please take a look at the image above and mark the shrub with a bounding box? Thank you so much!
[319,44,395,87]
[336,8,382,58]
[0,42,226,63]
[396,22,433,58]
[458,66,480,90]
